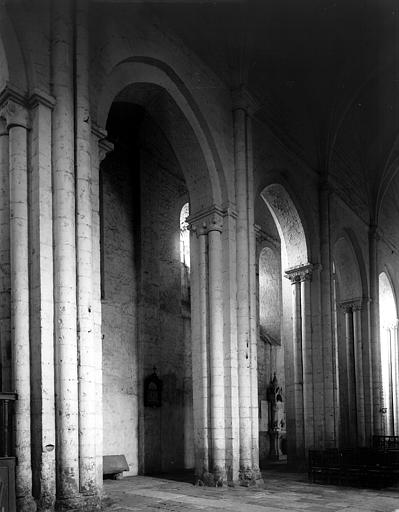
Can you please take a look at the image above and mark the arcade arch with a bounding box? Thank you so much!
[257,183,313,464]
[100,81,222,477]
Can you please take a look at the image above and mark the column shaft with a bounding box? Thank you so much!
[301,276,314,450]
[0,122,10,391]
[353,307,365,445]
[246,119,259,470]
[7,108,35,510]
[52,0,80,501]
[291,279,304,458]
[29,95,56,509]
[234,106,252,470]
[75,0,97,497]
[192,230,209,475]
[319,184,335,446]
[344,308,357,445]
[369,226,382,433]
[91,130,105,487]
[208,228,225,479]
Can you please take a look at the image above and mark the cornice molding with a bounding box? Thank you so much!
[28,89,56,110]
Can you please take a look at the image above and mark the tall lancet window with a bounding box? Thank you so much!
[180,202,190,270]
[379,272,398,436]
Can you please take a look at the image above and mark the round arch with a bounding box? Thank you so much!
[333,235,363,302]
[96,58,226,210]
[260,183,310,268]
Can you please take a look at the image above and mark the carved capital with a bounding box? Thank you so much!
[0,99,29,129]
[339,297,363,313]
[188,206,224,236]
[284,263,313,283]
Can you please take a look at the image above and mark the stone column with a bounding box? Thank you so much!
[319,183,335,447]
[29,90,57,510]
[51,0,80,505]
[343,304,357,444]
[189,220,209,480]
[208,213,225,483]
[189,207,227,485]
[353,303,366,445]
[75,0,98,502]
[0,117,10,392]
[369,225,382,433]
[91,128,112,488]
[392,321,399,435]
[232,87,260,484]
[301,270,314,450]
[0,95,36,511]
[285,264,313,461]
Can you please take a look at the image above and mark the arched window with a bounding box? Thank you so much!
[379,272,398,435]
[180,202,190,270]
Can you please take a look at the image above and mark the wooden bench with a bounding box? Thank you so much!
[308,447,399,488]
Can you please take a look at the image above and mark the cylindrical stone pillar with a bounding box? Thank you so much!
[208,222,225,482]
[0,118,10,392]
[301,271,314,451]
[75,0,98,500]
[319,183,335,447]
[291,275,304,459]
[353,305,365,445]
[233,103,252,477]
[344,306,357,445]
[51,0,80,504]
[369,225,382,434]
[1,98,36,511]
[189,222,210,480]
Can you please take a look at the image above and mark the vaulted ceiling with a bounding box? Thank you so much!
[93,0,399,243]
[138,0,399,226]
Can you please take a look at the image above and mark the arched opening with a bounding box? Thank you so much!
[332,235,366,447]
[257,183,310,465]
[379,271,398,435]
[100,83,207,477]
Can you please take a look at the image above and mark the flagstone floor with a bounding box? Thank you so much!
[102,468,399,512]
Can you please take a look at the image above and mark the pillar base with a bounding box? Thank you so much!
[17,495,37,512]
[55,493,101,511]
[195,468,224,487]
[238,466,264,487]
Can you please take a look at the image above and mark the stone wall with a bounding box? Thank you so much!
[101,113,193,476]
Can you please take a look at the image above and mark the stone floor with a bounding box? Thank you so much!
[102,468,399,512]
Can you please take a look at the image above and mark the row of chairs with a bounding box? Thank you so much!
[308,447,399,488]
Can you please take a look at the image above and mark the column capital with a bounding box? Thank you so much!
[339,297,364,312]
[0,99,29,129]
[188,206,224,235]
[231,85,260,115]
[284,263,313,283]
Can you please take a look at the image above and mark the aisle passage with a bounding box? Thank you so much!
[103,471,399,512]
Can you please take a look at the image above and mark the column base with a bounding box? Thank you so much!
[195,467,225,487]
[55,493,101,511]
[17,495,37,512]
[238,466,264,487]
